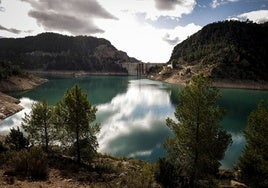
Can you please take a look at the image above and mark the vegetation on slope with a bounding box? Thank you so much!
[168,20,268,81]
[0,33,138,72]
[0,61,25,80]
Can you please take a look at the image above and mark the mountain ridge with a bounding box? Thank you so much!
[0,32,139,73]
[154,21,268,85]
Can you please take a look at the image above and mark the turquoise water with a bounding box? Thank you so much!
[1,76,268,169]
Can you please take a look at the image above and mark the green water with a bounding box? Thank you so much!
[1,76,268,169]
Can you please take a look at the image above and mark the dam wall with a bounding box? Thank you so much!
[121,62,165,76]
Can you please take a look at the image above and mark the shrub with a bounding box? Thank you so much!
[5,127,29,151]
[8,147,48,180]
[155,158,184,187]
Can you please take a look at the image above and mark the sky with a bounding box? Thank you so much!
[0,0,268,63]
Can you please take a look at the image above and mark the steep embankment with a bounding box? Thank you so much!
[0,92,23,120]
[0,75,47,92]
[0,33,138,73]
[153,21,268,89]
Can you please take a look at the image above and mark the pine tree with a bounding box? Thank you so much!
[54,85,99,164]
[5,127,29,151]
[238,100,268,188]
[164,75,232,187]
[22,99,54,152]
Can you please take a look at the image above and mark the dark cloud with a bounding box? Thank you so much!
[0,24,22,34]
[104,121,171,158]
[21,0,117,35]
[29,11,104,34]
[155,0,188,11]
[162,33,180,45]
[0,0,5,12]
[155,0,176,10]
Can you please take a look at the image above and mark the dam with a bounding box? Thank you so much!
[121,62,165,76]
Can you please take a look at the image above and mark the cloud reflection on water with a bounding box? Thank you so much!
[220,132,246,169]
[0,78,250,168]
[97,79,174,160]
[0,97,35,134]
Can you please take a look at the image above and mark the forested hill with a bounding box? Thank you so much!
[168,21,268,81]
[0,33,138,72]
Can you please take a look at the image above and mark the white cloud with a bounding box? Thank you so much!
[96,79,174,157]
[0,0,42,37]
[95,11,201,62]
[95,0,199,62]
[237,10,268,23]
[19,0,116,35]
[211,0,220,8]
[98,0,196,20]
[211,0,239,9]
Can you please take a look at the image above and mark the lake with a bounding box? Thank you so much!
[1,76,268,169]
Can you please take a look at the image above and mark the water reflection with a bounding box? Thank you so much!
[0,98,35,134]
[1,77,268,169]
[220,133,245,169]
[97,79,174,160]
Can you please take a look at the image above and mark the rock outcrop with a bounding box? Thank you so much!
[0,75,47,92]
[0,92,23,120]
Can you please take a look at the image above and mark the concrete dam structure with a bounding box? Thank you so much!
[121,62,165,76]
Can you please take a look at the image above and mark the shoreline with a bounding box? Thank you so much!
[149,75,268,90]
[0,92,23,121]
[28,70,129,78]
[31,70,268,90]
[0,74,47,120]
[212,80,268,90]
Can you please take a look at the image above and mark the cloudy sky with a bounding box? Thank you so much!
[0,0,267,62]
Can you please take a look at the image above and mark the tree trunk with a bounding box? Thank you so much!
[190,100,201,187]
[76,125,81,165]
[44,121,48,152]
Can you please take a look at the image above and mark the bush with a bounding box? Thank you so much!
[5,127,29,151]
[155,158,184,187]
[7,147,48,180]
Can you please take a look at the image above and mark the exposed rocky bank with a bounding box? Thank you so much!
[149,66,268,90]
[0,75,47,120]
[0,92,23,121]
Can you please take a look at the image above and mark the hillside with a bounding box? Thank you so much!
[0,33,138,73]
[155,21,268,85]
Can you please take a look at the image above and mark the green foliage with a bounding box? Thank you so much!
[169,20,268,80]
[22,99,55,152]
[7,147,48,180]
[54,85,100,164]
[139,162,155,187]
[0,61,24,79]
[155,157,185,187]
[165,75,232,187]
[147,65,163,74]
[119,162,156,188]
[238,100,268,188]
[5,127,29,151]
